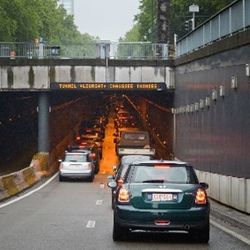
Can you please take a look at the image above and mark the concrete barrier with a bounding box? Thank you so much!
[196,170,250,214]
[0,129,76,202]
[0,152,49,202]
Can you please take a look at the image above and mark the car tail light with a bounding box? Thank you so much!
[117,178,124,186]
[76,136,81,141]
[195,188,207,204]
[85,163,92,170]
[90,153,96,159]
[118,187,130,203]
[154,219,171,226]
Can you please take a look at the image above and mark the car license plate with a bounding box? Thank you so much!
[152,193,174,201]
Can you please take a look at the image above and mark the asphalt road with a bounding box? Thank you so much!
[0,117,249,250]
[0,173,249,250]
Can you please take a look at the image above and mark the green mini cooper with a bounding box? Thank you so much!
[108,160,210,242]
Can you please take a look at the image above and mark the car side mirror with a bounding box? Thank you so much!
[112,165,117,172]
[107,175,114,181]
[200,182,209,189]
[107,181,117,189]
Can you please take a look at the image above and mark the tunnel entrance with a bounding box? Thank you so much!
[0,90,174,176]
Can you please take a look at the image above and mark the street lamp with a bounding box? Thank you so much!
[189,4,199,30]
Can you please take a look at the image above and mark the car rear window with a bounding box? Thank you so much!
[65,153,87,162]
[127,165,197,184]
[123,133,146,141]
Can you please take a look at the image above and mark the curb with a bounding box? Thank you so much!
[210,206,250,232]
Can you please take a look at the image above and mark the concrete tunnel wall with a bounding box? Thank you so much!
[173,29,250,213]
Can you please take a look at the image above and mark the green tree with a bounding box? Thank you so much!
[0,0,96,43]
[0,0,17,41]
[170,0,235,39]
[123,0,235,42]
[134,0,157,42]
[121,24,140,42]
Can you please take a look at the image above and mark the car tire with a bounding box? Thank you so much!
[88,174,94,182]
[59,174,64,182]
[113,215,129,241]
[111,194,115,209]
[190,222,210,243]
[95,165,99,174]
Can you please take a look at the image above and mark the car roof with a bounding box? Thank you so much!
[130,160,187,166]
[65,151,89,155]
[121,155,151,163]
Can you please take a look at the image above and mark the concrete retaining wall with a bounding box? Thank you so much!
[0,63,174,90]
[196,170,250,214]
[0,129,74,202]
[0,152,49,201]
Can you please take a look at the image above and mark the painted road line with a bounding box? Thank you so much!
[96,200,103,205]
[210,219,250,246]
[0,172,59,209]
[86,220,96,228]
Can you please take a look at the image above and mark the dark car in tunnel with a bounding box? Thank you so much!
[109,160,210,242]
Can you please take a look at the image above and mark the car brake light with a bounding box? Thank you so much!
[154,165,170,169]
[76,136,81,141]
[195,188,207,204]
[117,178,124,186]
[118,187,130,203]
[90,153,96,159]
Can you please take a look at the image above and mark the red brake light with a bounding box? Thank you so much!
[195,188,207,204]
[154,165,170,169]
[118,187,130,203]
[76,136,81,141]
[90,153,96,159]
[117,178,124,186]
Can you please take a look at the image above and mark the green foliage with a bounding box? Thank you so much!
[0,0,96,43]
[135,0,157,42]
[120,24,140,42]
[170,0,235,38]
[123,0,235,42]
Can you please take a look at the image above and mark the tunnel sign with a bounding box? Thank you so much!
[50,82,166,91]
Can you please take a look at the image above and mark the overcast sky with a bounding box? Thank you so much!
[74,0,140,41]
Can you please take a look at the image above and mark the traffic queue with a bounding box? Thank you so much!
[58,105,109,182]
[108,98,210,243]
[58,96,210,243]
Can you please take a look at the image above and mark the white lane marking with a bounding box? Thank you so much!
[210,219,250,246]
[96,200,103,205]
[0,172,59,209]
[86,220,96,228]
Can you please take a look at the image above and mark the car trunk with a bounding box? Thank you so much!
[129,183,196,210]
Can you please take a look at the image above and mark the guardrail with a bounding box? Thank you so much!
[176,0,250,57]
[0,42,169,60]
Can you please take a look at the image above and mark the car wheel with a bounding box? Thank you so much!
[95,165,99,174]
[190,222,210,243]
[88,174,94,182]
[113,215,129,241]
[111,194,115,209]
[59,174,64,182]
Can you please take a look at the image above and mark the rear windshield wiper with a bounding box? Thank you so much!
[142,179,164,183]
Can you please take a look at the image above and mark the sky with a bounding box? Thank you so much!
[74,0,140,41]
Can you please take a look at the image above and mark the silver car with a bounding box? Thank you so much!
[59,152,95,182]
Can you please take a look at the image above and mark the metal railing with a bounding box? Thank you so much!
[176,0,250,57]
[0,42,169,60]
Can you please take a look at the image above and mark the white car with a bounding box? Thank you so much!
[59,152,95,182]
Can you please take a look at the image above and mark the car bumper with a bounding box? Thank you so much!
[114,205,209,231]
[59,169,94,179]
